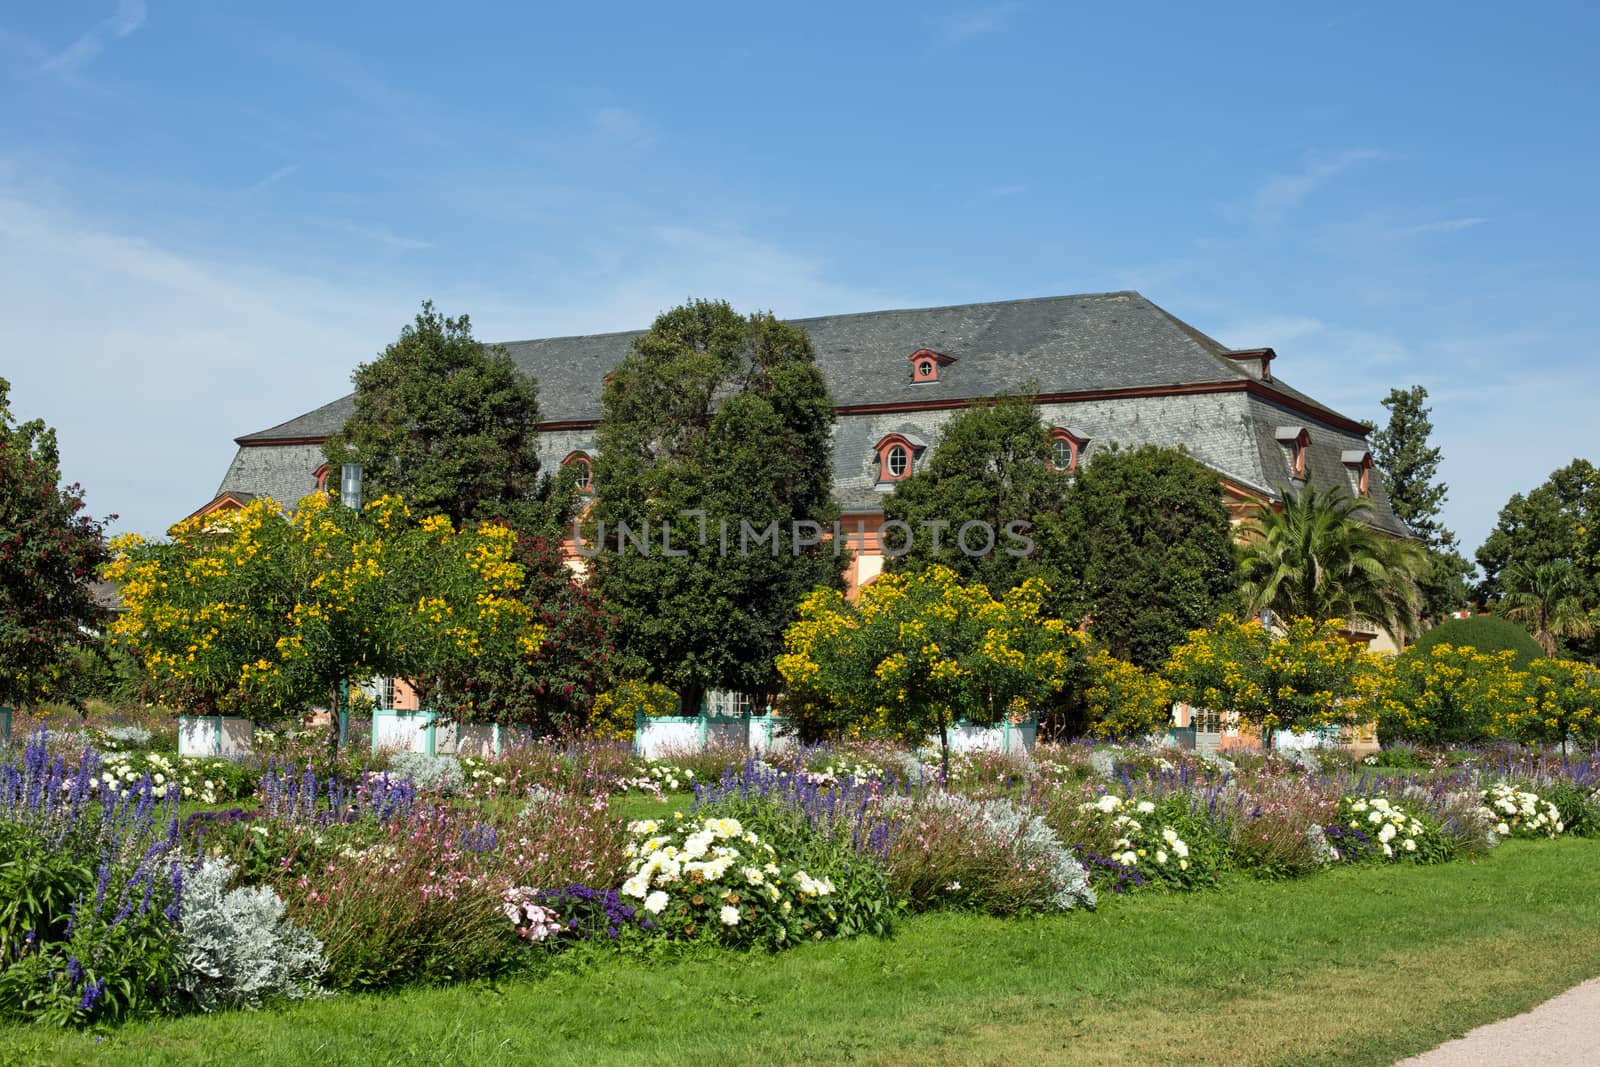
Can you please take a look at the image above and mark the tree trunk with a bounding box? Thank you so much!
[327,679,341,762]
[680,683,704,719]
[937,704,951,785]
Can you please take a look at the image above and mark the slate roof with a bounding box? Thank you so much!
[236,291,1352,439]
[217,290,1408,537]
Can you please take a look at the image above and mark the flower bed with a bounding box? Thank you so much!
[4,725,1599,1032]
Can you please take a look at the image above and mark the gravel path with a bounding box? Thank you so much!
[1395,978,1600,1066]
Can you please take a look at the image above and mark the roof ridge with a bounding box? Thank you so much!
[487,290,1146,348]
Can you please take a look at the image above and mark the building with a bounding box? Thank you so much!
[197,290,1410,737]
[200,290,1407,585]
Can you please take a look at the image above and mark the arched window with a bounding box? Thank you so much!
[907,348,954,383]
[562,451,594,493]
[875,434,924,482]
[886,444,909,477]
[1049,428,1088,473]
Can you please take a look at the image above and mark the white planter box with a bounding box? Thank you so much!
[635,716,704,760]
[748,716,792,754]
[940,719,1037,756]
[178,715,255,757]
[1273,726,1342,752]
[435,722,535,757]
[372,712,537,756]
[371,709,436,754]
[633,713,795,759]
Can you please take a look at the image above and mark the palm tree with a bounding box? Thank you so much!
[1501,559,1593,657]
[1238,484,1427,642]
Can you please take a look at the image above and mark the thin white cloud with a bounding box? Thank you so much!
[0,190,894,538]
[244,164,299,195]
[456,224,904,341]
[0,192,415,538]
[1389,216,1488,238]
[931,2,1021,43]
[41,0,145,75]
[592,106,656,148]
[336,221,432,252]
[1214,314,1326,348]
[1247,149,1385,226]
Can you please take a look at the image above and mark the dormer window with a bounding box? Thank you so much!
[875,433,927,484]
[908,348,955,383]
[1342,449,1374,496]
[562,451,594,493]
[1224,347,1277,382]
[1049,427,1090,473]
[1274,426,1311,480]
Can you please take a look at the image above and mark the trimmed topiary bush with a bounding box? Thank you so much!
[1407,616,1543,668]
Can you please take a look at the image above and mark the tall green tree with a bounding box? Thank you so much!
[588,300,841,715]
[882,395,1073,608]
[1367,385,1473,618]
[427,530,620,736]
[1476,458,1600,661]
[1058,445,1240,668]
[323,302,566,533]
[0,377,109,708]
[1501,559,1594,657]
[1238,483,1427,642]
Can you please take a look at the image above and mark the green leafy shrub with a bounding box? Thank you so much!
[1534,779,1600,837]
[1407,615,1543,668]
[1363,744,1427,769]
[694,785,895,939]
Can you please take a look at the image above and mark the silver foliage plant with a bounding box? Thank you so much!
[908,792,1097,911]
[388,752,465,794]
[103,724,154,746]
[176,858,327,1012]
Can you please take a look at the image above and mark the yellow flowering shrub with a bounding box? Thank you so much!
[1495,658,1598,751]
[777,565,1087,763]
[104,493,545,721]
[590,679,680,740]
[1086,650,1175,740]
[1164,614,1383,747]
[1376,643,1526,745]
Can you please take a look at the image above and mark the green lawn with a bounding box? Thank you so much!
[4,839,1597,1066]
[609,790,695,824]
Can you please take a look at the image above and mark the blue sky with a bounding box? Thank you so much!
[2,1,1597,562]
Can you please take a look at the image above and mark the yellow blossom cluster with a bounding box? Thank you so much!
[1086,650,1176,740]
[1165,614,1382,738]
[103,492,545,719]
[1499,658,1598,748]
[777,565,1086,743]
